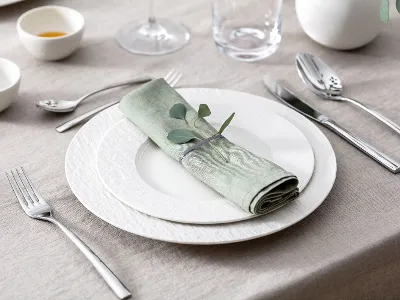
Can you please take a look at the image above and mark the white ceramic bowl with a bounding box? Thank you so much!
[0,58,20,113]
[296,0,383,50]
[17,6,84,61]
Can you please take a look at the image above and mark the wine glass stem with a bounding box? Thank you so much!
[144,0,167,39]
[148,0,156,24]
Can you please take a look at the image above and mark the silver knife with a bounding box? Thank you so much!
[56,100,120,133]
[264,76,400,173]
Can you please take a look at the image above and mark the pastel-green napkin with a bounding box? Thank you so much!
[119,79,299,215]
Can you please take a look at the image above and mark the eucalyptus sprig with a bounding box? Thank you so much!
[167,103,235,162]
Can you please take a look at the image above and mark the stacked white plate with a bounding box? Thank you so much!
[65,88,336,245]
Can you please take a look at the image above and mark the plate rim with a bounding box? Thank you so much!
[65,88,337,245]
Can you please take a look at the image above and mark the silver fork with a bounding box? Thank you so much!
[6,167,132,300]
[56,69,183,133]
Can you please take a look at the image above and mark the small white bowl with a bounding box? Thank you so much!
[17,6,84,61]
[0,58,20,113]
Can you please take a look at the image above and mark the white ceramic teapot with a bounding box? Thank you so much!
[296,0,383,50]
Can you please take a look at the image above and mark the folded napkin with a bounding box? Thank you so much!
[119,79,299,215]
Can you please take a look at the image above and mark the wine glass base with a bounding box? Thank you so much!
[116,19,191,55]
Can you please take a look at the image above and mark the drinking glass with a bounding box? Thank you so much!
[116,0,190,55]
[212,0,283,62]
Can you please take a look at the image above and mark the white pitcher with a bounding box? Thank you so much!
[296,0,383,50]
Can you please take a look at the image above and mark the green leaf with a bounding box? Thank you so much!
[380,0,389,23]
[218,113,235,134]
[198,104,211,118]
[193,131,204,140]
[167,129,198,144]
[169,103,187,120]
[397,0,400,13]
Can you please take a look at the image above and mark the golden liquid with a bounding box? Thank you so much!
[37,31,67,38]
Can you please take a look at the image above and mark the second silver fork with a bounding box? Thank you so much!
[56,69,183,133]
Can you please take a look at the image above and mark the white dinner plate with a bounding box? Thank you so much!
[65,88,336,245]
[96,92,314,224]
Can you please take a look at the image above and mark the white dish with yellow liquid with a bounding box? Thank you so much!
[17,5,84,60]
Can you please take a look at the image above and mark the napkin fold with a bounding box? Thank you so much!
[119,79,299,215]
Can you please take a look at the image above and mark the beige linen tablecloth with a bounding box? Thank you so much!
[1,1,400,299]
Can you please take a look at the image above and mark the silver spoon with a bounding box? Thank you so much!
[296,52,400,136]
[36,76,152,113]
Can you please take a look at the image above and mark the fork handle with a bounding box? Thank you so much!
[76,76,152,105]
[41,216,131,300]
[340,96,400,136]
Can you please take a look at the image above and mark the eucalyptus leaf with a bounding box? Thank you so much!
[380,0,389,23]
[198,104,211,118]
[218,113,235,134]
[169,103,187,120]
[397,0,400,13]
[193,131,204,140]
[167,129,198,144]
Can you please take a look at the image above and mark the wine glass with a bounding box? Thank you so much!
[116,0,191,55]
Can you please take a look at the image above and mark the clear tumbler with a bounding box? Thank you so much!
[212,0,283,62]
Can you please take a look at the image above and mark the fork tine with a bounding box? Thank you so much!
[165,72,176,85]
[163,69,175,83]
[6,171,30,211]
[169,72,182,88]
[20,167,47,205]
[12,169,34,205]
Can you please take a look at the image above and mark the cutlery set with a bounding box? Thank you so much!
[264,77,400,173]
[296,53,400,135]
[265,52,400,173]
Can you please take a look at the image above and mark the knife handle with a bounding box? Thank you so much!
[322,119,400,173]
[56,101,120,133]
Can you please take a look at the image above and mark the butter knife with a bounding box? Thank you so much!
[264,76,400,173]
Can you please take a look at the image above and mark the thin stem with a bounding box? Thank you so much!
[194,118,199,128]
[195,131,228,163]
[209,142,228,163]
[185,118,228,163]
[148,0,156,24]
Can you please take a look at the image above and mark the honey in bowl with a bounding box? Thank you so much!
[37,31,67,38]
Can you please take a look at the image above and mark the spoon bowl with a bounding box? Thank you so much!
[36,76,152,113]
[37,99,79,113]
[296,52,400,136]
[296,52,343,99]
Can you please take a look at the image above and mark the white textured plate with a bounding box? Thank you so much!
[65,88,336,245]
[96,92,314,224]
[0,0,24,7]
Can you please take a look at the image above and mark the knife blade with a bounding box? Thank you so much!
[263,76,328,123]
[263,75,400,173]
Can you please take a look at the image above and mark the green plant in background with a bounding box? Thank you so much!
[167,103,235,162]
[380,0,400,23]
